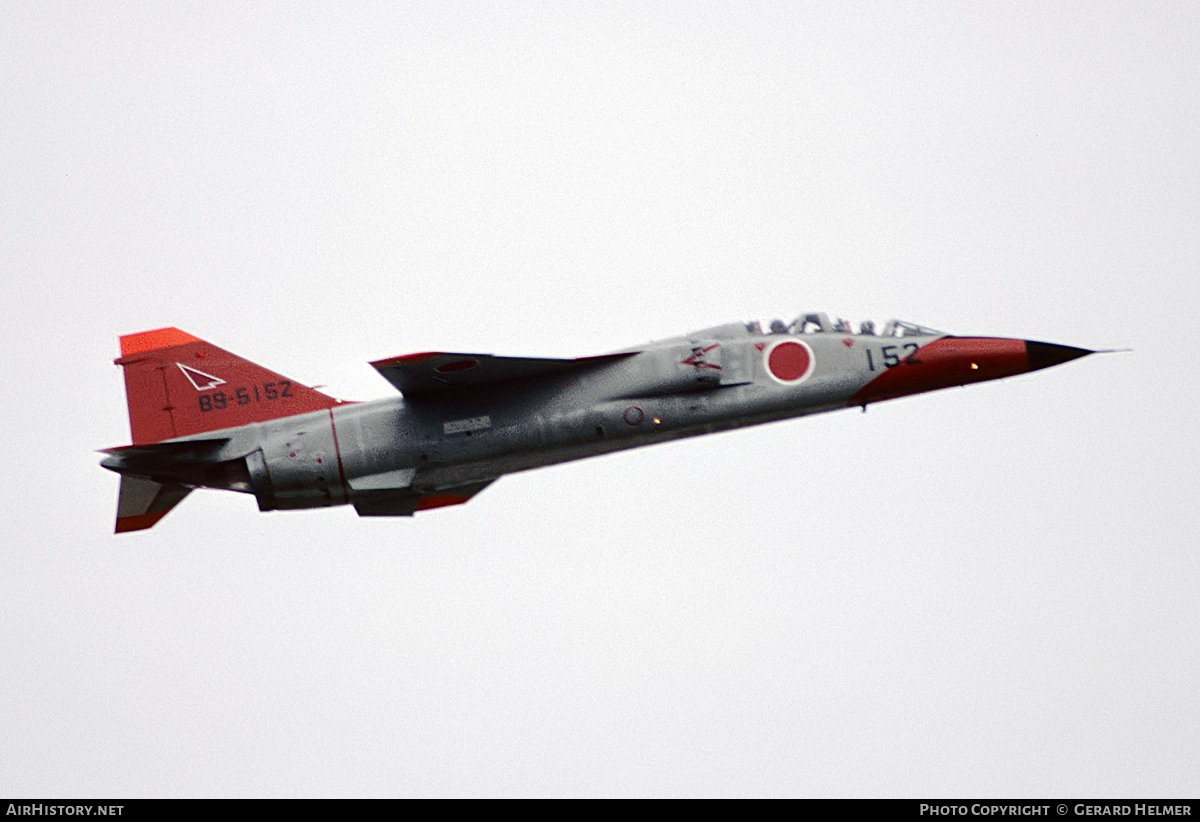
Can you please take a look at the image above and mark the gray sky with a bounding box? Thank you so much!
[2,1,1198,797]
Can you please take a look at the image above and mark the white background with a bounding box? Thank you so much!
[2,2,1197,797]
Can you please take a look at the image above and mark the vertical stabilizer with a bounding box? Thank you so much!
[115,327,342,444]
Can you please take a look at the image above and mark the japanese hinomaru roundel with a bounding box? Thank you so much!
[101,315,1097,532]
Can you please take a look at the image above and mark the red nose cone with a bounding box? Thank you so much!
[850,336,1089,406]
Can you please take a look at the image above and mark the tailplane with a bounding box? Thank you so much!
[115,475,192,533]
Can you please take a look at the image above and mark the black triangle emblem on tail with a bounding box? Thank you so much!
[176,362,226,391]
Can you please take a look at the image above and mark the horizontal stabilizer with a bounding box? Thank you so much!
[101,437,231,466]
[115,475,192,533]
[370,351,636,397]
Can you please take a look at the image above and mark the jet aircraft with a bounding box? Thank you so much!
[102,314,1095,532]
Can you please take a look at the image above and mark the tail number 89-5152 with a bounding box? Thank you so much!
[198,381,293,412]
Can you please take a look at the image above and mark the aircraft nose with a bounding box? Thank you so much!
[850,335,1097,406]
[1025,340,1093,372]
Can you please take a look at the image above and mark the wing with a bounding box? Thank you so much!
[369,351,636,398]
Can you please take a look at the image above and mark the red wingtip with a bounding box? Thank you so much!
[369,351,445,369]
[119,327,201,357]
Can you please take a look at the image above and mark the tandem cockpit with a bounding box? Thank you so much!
[748,313,943,338]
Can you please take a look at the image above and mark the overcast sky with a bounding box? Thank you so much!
[3,1,1198,797]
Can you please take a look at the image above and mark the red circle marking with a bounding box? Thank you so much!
[767,341,811,382]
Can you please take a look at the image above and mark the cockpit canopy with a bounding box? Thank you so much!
[748,313,942,338]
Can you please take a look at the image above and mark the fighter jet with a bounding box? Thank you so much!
[101,314,1095,532]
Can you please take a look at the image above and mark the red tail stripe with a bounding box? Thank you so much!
[119,327,201,357]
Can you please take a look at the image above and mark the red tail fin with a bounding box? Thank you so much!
[116,327,342,444]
